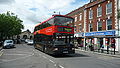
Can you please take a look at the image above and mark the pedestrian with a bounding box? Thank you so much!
[101,45,104,53]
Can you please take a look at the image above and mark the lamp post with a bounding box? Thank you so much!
[53,11,61,15]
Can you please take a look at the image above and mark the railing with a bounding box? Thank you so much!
[76,43,118,55]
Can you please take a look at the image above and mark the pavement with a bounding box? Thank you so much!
[76,48,120,58]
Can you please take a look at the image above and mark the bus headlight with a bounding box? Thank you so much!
[72,48,75,50]
[54,48,58,51]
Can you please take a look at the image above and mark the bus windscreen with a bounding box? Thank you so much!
[54,16,73,27]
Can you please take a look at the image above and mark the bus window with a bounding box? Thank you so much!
[48,18,54,26]
[54,16,73,27]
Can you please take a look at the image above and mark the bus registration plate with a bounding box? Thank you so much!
[63,51,68,53]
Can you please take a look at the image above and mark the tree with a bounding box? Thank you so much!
[0,11,24,40]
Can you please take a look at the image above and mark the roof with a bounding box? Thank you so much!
[35,15,73,27]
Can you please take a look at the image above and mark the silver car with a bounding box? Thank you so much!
[27,40,33,45]
[3,40,15,48]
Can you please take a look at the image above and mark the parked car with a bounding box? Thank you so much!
[3,40,15,48]
[27,40,33,45]
[25,39,30,43]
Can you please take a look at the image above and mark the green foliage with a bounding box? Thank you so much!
[0,11,24,40]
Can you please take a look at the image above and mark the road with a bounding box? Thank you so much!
[0,44,120,68]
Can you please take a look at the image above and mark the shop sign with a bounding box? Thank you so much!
[74,34,78,37]
[78,33,84,37]
[85,31,115,36]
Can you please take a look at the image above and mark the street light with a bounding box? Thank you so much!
[53,11,61,15]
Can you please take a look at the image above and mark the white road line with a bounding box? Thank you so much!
[43,56,47,59]
[3,54,27,56]
[8,51,32,54]
[0,53,34,64]
[0,49,4,52]
[49,59,55,63]
[0,52,3,56]
[54,64,57,66]
[0,49,4,56]
[59,65,64,68]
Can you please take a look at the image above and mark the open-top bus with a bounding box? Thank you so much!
[34,15,75,55]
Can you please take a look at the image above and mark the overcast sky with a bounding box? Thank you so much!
[0,0,89,32]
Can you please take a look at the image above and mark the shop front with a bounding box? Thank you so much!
[85,30,118,52]
[74,33,84,47]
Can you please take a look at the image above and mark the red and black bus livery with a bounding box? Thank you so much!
[34,15,75,55]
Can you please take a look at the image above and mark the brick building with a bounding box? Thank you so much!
[66,5,85,47]
[67,0,120,52]
[117,0,120,52]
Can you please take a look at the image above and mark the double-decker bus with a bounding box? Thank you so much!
[33,15,75,55]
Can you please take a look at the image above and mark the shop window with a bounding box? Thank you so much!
[79,25,82,31]
[107,19,112,30]
[106,2,112,14]
[97,6,102,17]
[97,21,102,31]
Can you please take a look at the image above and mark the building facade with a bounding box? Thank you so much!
[117,0,120,52]
[19,30,33,40]
[85,0,119,51]
[66,6,85,47]
[67,0,120,52]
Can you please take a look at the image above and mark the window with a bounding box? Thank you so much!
[58,27,72,32]
[79,25,82,31]
[54,16,74,27]
[48,18,54,26]
[89,10,93,19]
[106,2,112,14]
[107,19,112,30]
[97,21,102,31]
[79,14,82,21]
[75,17,77,22]
[74,26,76,32]
[89,23,93,32]
[97,6,102,17]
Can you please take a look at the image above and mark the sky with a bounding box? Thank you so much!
[0,0,89,32]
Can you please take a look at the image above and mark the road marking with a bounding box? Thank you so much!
[49,59,55,63]
[59,65,64,68]
[8,51,32,54]
[0,49,4,57]
[43,56,47,59]
[4,54,27,56]
[0,49,4,52]
[0,52,3,56]
[0,53,34,64]
[54,64,57,66]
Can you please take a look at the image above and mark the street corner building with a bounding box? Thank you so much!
[66,0,120,52]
